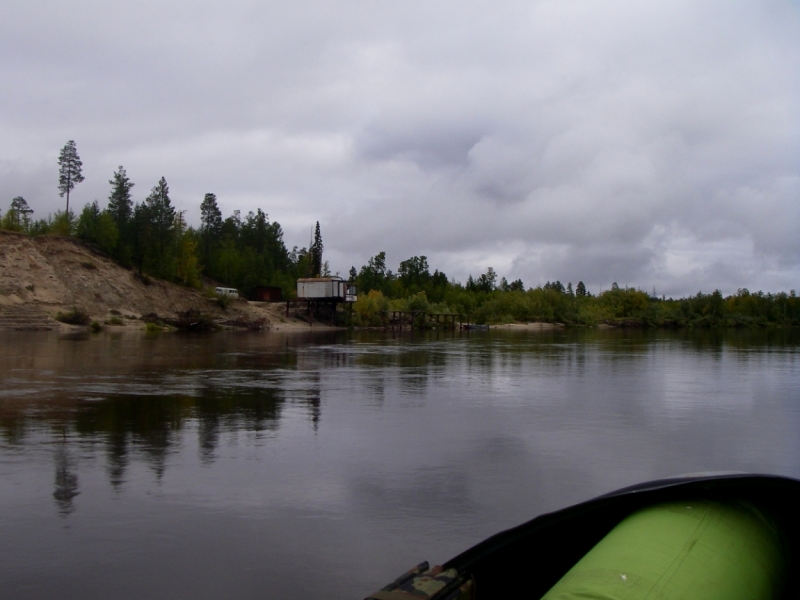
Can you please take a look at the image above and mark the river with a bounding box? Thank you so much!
[1,328,799,598]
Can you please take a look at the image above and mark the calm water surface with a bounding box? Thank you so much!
[1,328,799,598]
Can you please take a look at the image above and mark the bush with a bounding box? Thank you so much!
[55,307,91,325]
[354,290,389,326]
[90,321,103,333]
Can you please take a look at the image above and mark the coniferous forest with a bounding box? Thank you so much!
[2,149,799,328]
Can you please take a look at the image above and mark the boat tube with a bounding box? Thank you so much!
[364,473,800,600]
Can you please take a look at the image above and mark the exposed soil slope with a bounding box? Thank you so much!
[0,230,308,331]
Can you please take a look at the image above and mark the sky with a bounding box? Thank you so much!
[1,0,798,296]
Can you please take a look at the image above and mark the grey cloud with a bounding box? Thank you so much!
[1,0,798,296]
[355,123,484,169]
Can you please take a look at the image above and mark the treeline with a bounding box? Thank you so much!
[347,252,800,328]
[3,171,799,328]
[1,168,322,297]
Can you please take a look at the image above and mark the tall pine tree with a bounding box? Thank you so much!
[144,177,176,277]
[108,166,134,228]
[200,193,223,264]
[107,166,135,263]
[58,140,84,213]
[309,221,323,277]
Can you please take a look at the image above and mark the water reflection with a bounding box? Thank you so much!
[1,328,799,600]
[53,438,79,516]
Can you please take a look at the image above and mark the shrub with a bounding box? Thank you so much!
[354,289,389,326]
[55,307,91,325]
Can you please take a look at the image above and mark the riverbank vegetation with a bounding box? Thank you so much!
[347,253,800,328]
[3,161,798,329]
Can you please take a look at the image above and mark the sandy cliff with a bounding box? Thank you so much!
[0,230,305,331]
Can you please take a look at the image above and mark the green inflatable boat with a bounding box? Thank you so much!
[365,473,800,600]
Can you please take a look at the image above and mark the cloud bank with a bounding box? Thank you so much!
[1,0,798,295]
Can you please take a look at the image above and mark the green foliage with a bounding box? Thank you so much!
[598,286,650,318]
[107,166,134,227]
[76,201,119,254]
[200,192,222,265]
[50,210,76,236]
[175,232,202,288]
[406,291,430,312]
[357,251,393,295]
[310,221,323,277]
[143,177,176,277]
[1,197,34,232]
[353,290,390,326]
[107,166,135,263]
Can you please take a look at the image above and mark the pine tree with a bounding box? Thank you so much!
[108,166,134,227]
[144,177,176,277]
[309,221,323,277]
[576,281,586,297]
[200,193,223,262]
[58,140,84,213]
[8,197,34,231]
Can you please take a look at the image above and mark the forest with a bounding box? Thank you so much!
[3,158,799,329]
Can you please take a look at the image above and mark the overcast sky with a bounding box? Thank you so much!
[1,0,798,295]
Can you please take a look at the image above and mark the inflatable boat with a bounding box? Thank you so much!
[365,473,800,600]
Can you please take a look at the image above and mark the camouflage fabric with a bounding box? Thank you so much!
[365,562,475,600]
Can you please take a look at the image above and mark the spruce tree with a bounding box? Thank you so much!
[200,193,223,262]
[144,177,176,277]
[309,221,323,277]
[108,166,134,228]
[58,140,84,213]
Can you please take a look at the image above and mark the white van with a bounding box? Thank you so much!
[215,287,239,298]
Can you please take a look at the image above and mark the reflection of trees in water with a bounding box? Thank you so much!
[194,386,285,462]
[301,373,321,431]
[53,437,79,516]
[0,412,27,445]
[0,384,292,504]
[106,431,128,489]
[74,394,191,483]
[51,388,288,483]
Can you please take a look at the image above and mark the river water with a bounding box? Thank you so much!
[1,328,799,598]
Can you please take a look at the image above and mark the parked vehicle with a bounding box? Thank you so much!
[214,287,238,298]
